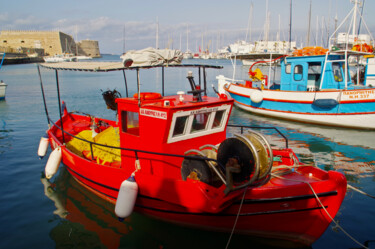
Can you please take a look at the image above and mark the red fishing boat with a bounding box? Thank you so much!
[37,51,347,246]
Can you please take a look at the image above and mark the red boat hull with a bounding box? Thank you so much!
[47,115,346,246]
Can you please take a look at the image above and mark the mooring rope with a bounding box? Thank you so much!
[271,173,368,249]
[347,184,375,200]
[225,187,248,249]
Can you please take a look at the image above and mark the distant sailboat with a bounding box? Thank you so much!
[183,24,193,59]
[230,0,296,66]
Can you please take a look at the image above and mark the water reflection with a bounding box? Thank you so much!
[0,102,13,155]
[228,108,375,181]
[41,168,311,249]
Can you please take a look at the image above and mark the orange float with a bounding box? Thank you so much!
[292,46,328,57]
[133,92,162,100]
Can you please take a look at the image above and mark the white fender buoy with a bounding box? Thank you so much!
[38,135,49,159]
[250,90,263,103]
[115,175,138,219]
[45,147,62,179]
[216,75,229,95]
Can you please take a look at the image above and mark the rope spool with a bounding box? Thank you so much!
[217,131,273,187]
[181,148,223,187]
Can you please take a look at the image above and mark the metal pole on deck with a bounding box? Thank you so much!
[203,67,207,96]
[162,66,165,96]
[137,68,141,107]
[198,67,201,87]
[122,70,129,97]
[55,69,65,143]
[37,65,50,126]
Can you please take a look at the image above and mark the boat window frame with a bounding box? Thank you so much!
[167,104,231,143]
[191,112,210,133]
[172,115,189,137]
[285,63,292,74]
[121,110,140,136]
[332,62,343,82]
[294,65,303,81]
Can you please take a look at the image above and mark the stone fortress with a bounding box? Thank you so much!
[0,30,101,58]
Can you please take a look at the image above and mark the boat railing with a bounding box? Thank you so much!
[227,124,288,148]
[48,115,221,166]
[48,116,288,193]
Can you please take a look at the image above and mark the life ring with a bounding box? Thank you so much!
[133,92,162,100]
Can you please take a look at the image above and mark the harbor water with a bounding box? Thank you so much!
[0,55,374,249]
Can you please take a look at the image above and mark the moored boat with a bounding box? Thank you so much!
[0,53,6,100]
[0,80,7,100]
[218,1,375,130]
[37,49,347,246]
[218,51,375,129]
[44,53,77,63]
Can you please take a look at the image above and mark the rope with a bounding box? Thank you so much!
[348,184,375,200]
[271,173,368,249]
[225,187,248,249]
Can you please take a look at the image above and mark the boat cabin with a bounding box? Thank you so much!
[365,57,375,86]
[116,91,233,178]
[280,54,352,91]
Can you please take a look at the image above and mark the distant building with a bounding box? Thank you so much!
[76,40,101,58]
[0,30,101,57]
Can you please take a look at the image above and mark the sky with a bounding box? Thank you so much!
[1,0,375,54]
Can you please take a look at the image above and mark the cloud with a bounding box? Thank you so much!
[0,12,276,54]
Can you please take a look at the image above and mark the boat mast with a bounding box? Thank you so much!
[156,17,159,49]
[306,0,312,46]
[357,0,365,34]
[352,0,358,39]
[186,24,189,52]
[75,25,79,56]
[264,0,269,42]
[288,0,292,50]
[123,24,126,54]
[245,2,253,43]
[316,16,319,46]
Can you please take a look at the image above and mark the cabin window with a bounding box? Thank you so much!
[121,111,139,136]
[168,105,231,143]
[294,65,303,81]
[192,113,209,132]
[285,64,291,74]
[212,110,225,128]
[332,63,343,82]
[172,116,188,136]
[307,62,322,90]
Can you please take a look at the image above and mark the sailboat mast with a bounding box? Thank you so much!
[278,14,281,41]
[245,2,253,43]
[186,24,189,52]
[306,0,312,46]
[156,17,159,49]
[265,0,269,42]
[316,16,319,46]
[289,0,292,50]
[123,25,126,54]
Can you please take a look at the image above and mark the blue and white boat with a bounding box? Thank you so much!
[218,0,375,130]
